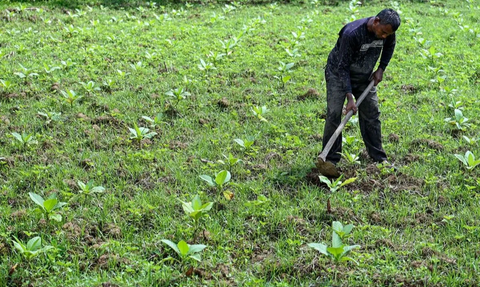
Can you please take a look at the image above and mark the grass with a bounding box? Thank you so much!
[0,0,479,286]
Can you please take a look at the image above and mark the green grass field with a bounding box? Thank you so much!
[0,0,479,286]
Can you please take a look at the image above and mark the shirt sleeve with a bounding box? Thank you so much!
[378,33,396,71]
[335,32,356,95]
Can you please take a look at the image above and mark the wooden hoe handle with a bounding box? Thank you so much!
[318,80,375,161]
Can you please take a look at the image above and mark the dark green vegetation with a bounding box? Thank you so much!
[1,0,479,286]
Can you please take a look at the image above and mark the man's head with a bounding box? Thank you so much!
[372,9,401,39]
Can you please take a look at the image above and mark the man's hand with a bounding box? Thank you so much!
[371,68,384,86]
[345,93,357,115]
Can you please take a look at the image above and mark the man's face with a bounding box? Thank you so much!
[373,18,394,39]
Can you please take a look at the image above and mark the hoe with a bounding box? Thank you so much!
[316,80,375,177]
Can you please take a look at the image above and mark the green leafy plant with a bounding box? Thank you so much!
[308,221,360,266]
[420,46,443,65]
[79,81,101,94]
[339,150,360,165]
[319,175,356,213]
[463,136,478,146]
[128,123,157,144]
[445,109,470,131]
[29,192,67,222]
[234,136,255,151]
[200,170,231,191]
[454,150,480,170]
[61,58,77,69]
[219,37,238,55]
[60,89,83,108]
[43,63,61,74]
[12,236,54,261]
[251,105,269,122]
[285,48,301,58]
[198,59,216,75]
[37,111,62,124]
[217,153,243,170]
[222,4,236,14]
[244,194,270,215]
[142,112,164,128]
[207,50,225,65]
[275,61,294,87]
[77,180,105,197]
[342,135,358,146]
[0,79,14,90]
[209,12,225,24]
[129,61,143,72]
[161,239,207,263]
[178,194,213,236]
[165,87,191,107]
[11,132,38,148]
[14,64,39,80]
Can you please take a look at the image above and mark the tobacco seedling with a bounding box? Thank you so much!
[178,194,213,231]
[11,132,38,148]
[165,87,191,107]
[198,59,216,74]
[103,79,116,91]
[29,192,67,222]
[251,105,269,122]
[219,37,238,56]
[308,221,360,265]
[142,112,164,128]
[420,46,443,65]
[77,180,105,196]
[37,111,61,124]
[0,79,14,90]
[200,170,231,191]
[12,236,54,261]
[319,175,356,213]
[222,4,236,14]
[217,153,243,170]
[61,58,77,69]
[14,64,39,80]
[207,50,225,65]
[342,135,358,146]
[130,61,143,72]
[234,136,255,151]
[161,239,207,263]
[128,123,157,143]
[444,109,470,131]
[340,150,360,165]
[454,150,480,170]
[244,194,270,215]
[79,81,101,94]
[61,89,83,108]
[43,63,60,74]
[275,61,294,87]
[463,136,478,146]
[209,12,225,24]
[285,48,301,58]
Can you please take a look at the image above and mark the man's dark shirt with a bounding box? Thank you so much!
[326,17,396,94]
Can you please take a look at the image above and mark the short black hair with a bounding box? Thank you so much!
[376,9,401,31]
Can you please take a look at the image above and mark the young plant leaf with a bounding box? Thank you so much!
[177,240,189,257]
[29,192,45,207]
[199,175,215,187]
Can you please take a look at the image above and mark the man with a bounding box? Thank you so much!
[319,8,401,170]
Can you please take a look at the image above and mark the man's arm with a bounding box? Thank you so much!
[336,33,358,114]
[336,33,356,96]
[372,33,396,86]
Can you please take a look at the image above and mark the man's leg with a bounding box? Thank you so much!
[354,84,387,162]
[322,70,346,164]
